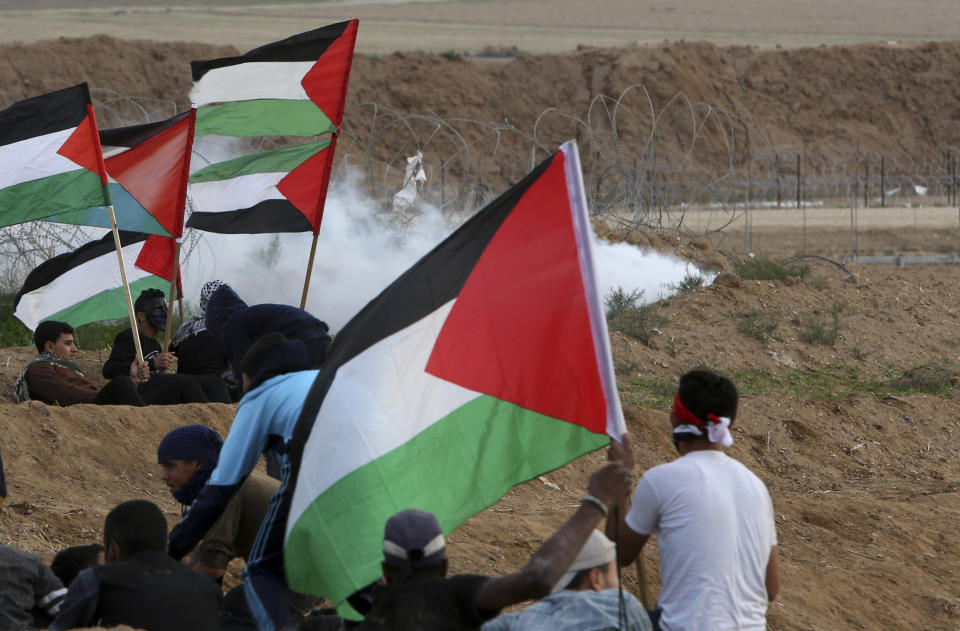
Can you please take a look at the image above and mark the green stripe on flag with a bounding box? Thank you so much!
[190,139,330,183]
[48,275,169,329]
[284,394,609,606]
[43,184,172,236]
[195,100,336,137]
[0,169,106,228]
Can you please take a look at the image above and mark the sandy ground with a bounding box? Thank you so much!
[2,0,960,53]
[3,229,960,630]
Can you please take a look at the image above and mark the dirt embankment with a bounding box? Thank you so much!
[1,37,959,161]
[2,244,960,630]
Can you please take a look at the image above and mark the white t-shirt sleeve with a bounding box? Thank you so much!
[625,474,660,535]
[764,485,778,547]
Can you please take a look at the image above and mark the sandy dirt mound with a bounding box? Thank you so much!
[2,252,959,630]
[1,37,958,169]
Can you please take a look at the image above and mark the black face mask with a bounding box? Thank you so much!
[143,298,168,330]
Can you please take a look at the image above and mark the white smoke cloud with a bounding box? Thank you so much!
[592,239,710,307]
[182,179,705,334]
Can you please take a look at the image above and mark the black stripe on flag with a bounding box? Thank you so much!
[185,200,314,234]
[191,21,352,81]
[0,84,91,147]
[14,231,148,309]
[100,110,193,149]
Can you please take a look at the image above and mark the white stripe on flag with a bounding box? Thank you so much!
[188,172,287,214]
[0,128,83,188]
[561,140,626,439]
[190,61,315,105]
[288,301,478,526]
[14,242,151,330]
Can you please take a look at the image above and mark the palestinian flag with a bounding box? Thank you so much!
[284,141,626,608]
[0,84,109,228]
[187,20,358,234]
[191,19,358,137]
[14,231,178,331]
[186,139,329,233]
[47,110,196,236]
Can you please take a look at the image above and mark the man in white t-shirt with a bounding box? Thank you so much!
[609,369,779,631]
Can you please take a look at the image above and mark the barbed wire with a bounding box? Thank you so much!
[2,85,959,295]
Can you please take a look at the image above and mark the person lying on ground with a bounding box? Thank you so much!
[169,280,237,400]
[13,320,147,406]
[166,332,320,631]
[481,529,650,631]
[350,461,632,631]
[51,499,221,631]
[102,288,230,404]
[607,369,780,631]
[50,544,104,588]
[203,282,332,383]
[0,539,66,631]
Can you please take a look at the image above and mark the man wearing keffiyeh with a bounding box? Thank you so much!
[607,370,780,631]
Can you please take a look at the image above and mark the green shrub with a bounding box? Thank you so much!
[439,50,463,62]
[733,255,809,281]
[668,271,705,295]
[800,313,840,345]
[889,362,952,394]
[605,287,644,318]
[736,310,779,342]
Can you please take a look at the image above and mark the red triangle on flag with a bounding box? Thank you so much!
[57,108,106,184]
[301,18,358,127]
[425,152,608,434]
[276,145,331,231]
[105,111,194,237]
[135,234,180,290]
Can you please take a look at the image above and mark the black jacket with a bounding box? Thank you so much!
[51,549,220,631]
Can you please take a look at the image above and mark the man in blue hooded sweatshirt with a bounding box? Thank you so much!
[203,283,332,383]
[166,332,318,631]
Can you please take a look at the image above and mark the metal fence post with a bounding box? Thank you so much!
[864,156,869,208]
[881,156,885,208]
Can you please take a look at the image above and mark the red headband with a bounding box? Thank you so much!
[672,392,723,429]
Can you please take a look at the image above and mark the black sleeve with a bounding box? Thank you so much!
[49,568,97,630]
[102,330,135,378]
[451,575,499,624]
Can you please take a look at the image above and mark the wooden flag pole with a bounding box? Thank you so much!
[107,205,144,365]
[162,240,182,353]
[299,233,320,310]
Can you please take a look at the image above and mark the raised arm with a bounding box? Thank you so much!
[474,462,632,611]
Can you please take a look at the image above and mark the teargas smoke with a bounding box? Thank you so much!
[183,178,707,333]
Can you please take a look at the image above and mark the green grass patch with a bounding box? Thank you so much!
[799,312,840,345]
[736,310,779,342]
[619,376,676,409]
[733,255,810,281]
[609,305,665,343]
[887,362,953,395]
